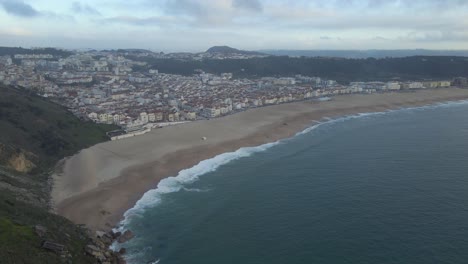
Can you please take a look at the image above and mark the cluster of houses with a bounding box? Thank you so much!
[1,49,467,140]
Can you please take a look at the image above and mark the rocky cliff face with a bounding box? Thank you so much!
[0,143,37,173]
[8,151,36,173]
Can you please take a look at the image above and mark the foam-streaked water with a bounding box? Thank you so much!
[116,101,468,264]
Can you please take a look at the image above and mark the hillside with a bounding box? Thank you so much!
[145,55,468,83]
[260,49,468,58]
[0,86,116,170]
[0,85,119,263]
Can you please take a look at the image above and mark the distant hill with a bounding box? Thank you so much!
[0,47,72,58]
[260,49,468,59]
[206,46,265,55]
[116,48,153,53]
[145,55,468,83]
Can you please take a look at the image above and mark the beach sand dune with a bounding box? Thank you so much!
[52,89,468,231]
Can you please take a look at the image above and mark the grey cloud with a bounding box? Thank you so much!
[267,13,463,32]
[72,2,101,16]
[373,36,389,41]
[102,16,162,26]
[404,30,468,42]
[163,0,204,16]
[0,0,39,17]
[100,15,187,27]
[319,36,342,41]
[314,0,468,9]
[232,0,263,12]
[161,0,236,26]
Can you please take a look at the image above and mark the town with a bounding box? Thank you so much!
[1,48,467,140]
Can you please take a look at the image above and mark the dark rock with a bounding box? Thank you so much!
[85,244,106,262]
[42,241,65,253]
[85,244,100,254]
[118,248,127,255]
[101,236,113,246]
[112,231,122,239]
[92,238,106,249]
[117,230,134,243]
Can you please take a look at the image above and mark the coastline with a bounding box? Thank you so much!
[52,88,468,232]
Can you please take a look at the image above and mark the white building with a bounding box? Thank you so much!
[148,113,156,122]
[385,82,401,90]
[405,82,424,89]
[139,112,149,124]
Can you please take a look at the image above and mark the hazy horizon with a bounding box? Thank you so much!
[1,0,468,52]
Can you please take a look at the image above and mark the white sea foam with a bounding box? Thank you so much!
[182,187,211,192]
[117,141,280,229]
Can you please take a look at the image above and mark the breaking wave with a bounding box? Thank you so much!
[117,141,280,228]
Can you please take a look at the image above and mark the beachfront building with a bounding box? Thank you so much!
[401,82,424,89]
[423,81,452,88]
[148,113,156,122]
[439,81,452,88]
[201,107,220,118]
[183,111,197,120]
[167,112,180,122]
[452,77,468,87]
[385,82,401,91]
[113,114,121,124]
[139,112,149,124]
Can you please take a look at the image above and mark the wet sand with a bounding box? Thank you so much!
[51,89,468,231]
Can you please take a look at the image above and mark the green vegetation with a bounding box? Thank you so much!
[0,85,117,263]
[138,56,468,83]
[0,190,95,263]
[0,85,117,170]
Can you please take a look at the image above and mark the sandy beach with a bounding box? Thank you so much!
[52,88,468,231]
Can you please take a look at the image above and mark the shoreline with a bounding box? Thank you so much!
[52,89,468,232]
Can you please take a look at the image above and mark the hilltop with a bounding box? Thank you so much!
[0,85,119,263]
[206,46,265,56]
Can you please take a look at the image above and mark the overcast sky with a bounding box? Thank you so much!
[1,0,468,51]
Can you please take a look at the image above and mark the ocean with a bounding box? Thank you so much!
[115,101,468,264]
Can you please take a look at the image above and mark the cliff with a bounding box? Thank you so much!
[0,85,120,263]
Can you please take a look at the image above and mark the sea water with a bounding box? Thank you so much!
[116,100,468,264]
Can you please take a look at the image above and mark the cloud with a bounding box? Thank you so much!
[0,0,39,17]
[232,0,263,12]
[71,2,101,16]
[404,30,468,42]
[2,0,468,50]
[314,0,468,9]
[100,15,186,27]
[163,0,205,16]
